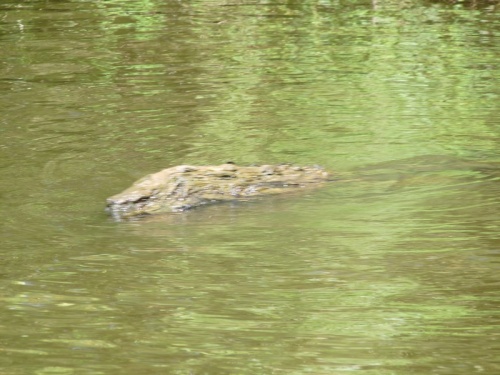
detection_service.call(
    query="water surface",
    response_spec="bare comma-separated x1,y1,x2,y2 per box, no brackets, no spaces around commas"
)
1,0,500,374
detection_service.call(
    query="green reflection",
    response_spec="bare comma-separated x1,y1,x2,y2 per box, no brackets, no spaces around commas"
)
1,0,500,374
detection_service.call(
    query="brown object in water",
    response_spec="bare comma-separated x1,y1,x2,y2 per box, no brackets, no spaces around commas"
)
106,163,330,220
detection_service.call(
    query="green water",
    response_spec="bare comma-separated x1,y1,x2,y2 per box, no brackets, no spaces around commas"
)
1,0,500,374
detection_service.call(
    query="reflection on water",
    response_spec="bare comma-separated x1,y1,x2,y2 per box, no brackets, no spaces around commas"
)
1,0,500,374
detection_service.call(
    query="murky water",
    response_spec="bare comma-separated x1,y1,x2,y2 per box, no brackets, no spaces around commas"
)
1,0,500,374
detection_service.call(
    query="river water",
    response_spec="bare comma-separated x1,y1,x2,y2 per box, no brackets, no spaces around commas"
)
1,0,500,374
